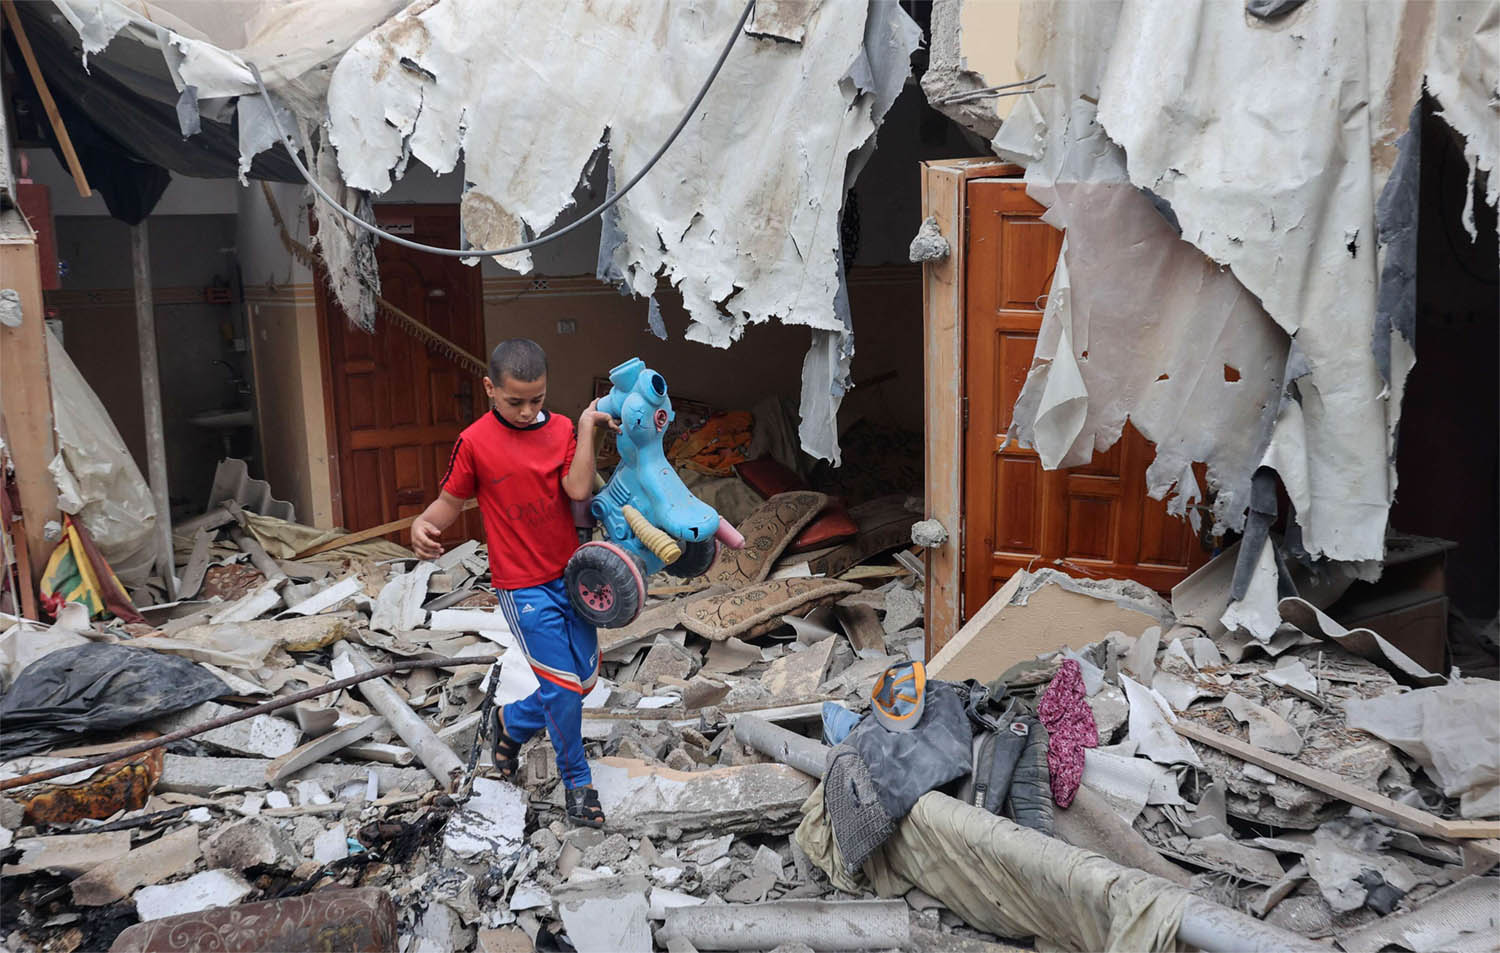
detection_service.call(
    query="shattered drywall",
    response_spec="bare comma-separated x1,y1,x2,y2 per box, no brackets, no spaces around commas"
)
971,0,1498,637
323,0,917,461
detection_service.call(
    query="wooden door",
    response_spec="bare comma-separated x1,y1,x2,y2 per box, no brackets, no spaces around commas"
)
962,178,1207,615
318,205,485,547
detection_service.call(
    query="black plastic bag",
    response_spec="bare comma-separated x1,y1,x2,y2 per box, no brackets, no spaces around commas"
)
0,643,228,757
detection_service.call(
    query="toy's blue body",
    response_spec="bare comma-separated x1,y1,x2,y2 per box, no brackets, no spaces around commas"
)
591,358,721,576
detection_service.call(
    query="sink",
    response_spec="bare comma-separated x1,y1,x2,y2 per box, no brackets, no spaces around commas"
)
190,409,253,430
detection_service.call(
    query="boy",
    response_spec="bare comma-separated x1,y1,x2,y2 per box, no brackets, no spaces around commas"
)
411,338,615,828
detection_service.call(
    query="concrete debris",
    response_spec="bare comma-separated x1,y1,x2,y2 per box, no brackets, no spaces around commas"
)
201,818,297,872
134,868,255,921
444,777,526,858
907,217,950,264
7,485,1488,953
553,874,653,953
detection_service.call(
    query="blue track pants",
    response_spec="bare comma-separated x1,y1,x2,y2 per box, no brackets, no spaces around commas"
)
495,578,598,789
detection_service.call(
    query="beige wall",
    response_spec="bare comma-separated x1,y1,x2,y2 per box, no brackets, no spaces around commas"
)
480,265,925,436
245,285,336,529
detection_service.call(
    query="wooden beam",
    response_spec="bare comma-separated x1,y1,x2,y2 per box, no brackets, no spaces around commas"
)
1174,720,1500,842
1,0,90,198
0,208,59,589
131,225,175,599
291,498,477,559
920,157,1019,660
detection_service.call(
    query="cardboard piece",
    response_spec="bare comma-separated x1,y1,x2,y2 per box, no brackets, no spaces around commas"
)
928,572,1162,683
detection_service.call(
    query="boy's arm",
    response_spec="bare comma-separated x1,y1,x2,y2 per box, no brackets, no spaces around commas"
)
562,400,618,502
411,491,467,560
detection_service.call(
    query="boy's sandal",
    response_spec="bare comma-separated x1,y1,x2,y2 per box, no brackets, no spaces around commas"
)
489,706,521,783
565,786,606,829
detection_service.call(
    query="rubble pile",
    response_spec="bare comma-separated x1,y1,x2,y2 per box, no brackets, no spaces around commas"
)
1,491,1495,952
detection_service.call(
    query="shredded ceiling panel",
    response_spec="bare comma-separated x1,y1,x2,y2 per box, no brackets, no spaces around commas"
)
983,0,1497,636
997,92,1288,537
325,0,903,340
325,0,916,460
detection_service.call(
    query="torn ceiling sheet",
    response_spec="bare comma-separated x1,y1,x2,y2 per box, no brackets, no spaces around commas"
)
977,0,1497,635
325,0,912,338
324,0,917,461
992,6,1288,539
47,0,408,104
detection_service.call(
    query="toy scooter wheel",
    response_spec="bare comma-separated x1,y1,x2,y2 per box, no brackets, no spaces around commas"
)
565,542,646,628
665,538,718,579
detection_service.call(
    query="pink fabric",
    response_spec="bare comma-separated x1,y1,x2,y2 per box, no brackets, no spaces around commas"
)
1037,658,1099,809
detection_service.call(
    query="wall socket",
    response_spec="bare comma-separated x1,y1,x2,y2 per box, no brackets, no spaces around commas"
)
556,319,577,335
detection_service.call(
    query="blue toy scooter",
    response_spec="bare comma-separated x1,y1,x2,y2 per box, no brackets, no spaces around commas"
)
565,358,744,628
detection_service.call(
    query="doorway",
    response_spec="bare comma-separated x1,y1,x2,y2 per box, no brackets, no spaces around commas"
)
316,205,486,548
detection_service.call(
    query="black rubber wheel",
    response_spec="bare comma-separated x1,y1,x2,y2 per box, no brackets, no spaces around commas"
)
665,538,719,579
565,542,646,628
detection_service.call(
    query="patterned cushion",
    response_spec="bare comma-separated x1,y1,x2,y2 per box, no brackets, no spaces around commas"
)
695,491,828,586
678,577,862,641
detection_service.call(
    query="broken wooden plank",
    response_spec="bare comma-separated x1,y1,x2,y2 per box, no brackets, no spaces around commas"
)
1,1,89,196
1174,720,1500,841
292,500,476,559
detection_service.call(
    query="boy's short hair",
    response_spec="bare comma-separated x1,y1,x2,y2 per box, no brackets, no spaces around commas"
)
489,338,548,384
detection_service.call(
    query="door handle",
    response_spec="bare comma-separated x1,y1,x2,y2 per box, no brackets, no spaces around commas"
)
396,489,424,505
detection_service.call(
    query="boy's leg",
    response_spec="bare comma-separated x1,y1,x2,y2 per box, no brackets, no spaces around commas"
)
497,583,597,789
494,589,550,746
546,580,599,788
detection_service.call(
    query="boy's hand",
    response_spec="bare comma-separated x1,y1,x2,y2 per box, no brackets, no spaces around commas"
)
411,517,444,560
579,398,620,434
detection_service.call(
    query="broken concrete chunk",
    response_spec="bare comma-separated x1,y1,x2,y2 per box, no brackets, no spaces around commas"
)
881,586,923,635
553,874,652,953
313,822,349,863
70,826,201,907
134,869,254,921
1223,693,1303,756
761,637,834,699
638,637,701,688
202,817,298,872
724,872,775,903
593,758,816,840
155,702,303,758
444,777,525,858
3,831,132,877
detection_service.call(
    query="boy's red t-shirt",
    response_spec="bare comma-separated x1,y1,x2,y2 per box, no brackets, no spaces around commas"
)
440,410,579,589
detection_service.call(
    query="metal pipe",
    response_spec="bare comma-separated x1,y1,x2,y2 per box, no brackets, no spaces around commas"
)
337,643,466,790
734,716,1327,953
0,654,498,792
734,715,829,779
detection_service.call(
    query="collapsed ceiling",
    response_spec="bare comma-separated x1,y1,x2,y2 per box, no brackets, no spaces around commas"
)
45,0,921,464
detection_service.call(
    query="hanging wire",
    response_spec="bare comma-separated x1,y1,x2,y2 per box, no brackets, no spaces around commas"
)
246,0,756,259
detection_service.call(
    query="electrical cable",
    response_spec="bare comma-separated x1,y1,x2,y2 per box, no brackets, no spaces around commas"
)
247,0,756,259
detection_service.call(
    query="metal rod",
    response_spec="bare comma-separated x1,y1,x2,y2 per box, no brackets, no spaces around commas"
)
0,654,498,792
131,225,176,600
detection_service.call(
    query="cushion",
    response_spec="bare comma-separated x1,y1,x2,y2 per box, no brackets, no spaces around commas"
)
807,496,919,578
696,491,828,586
735,457,858,554
735,456,807,499
678,577,863,641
